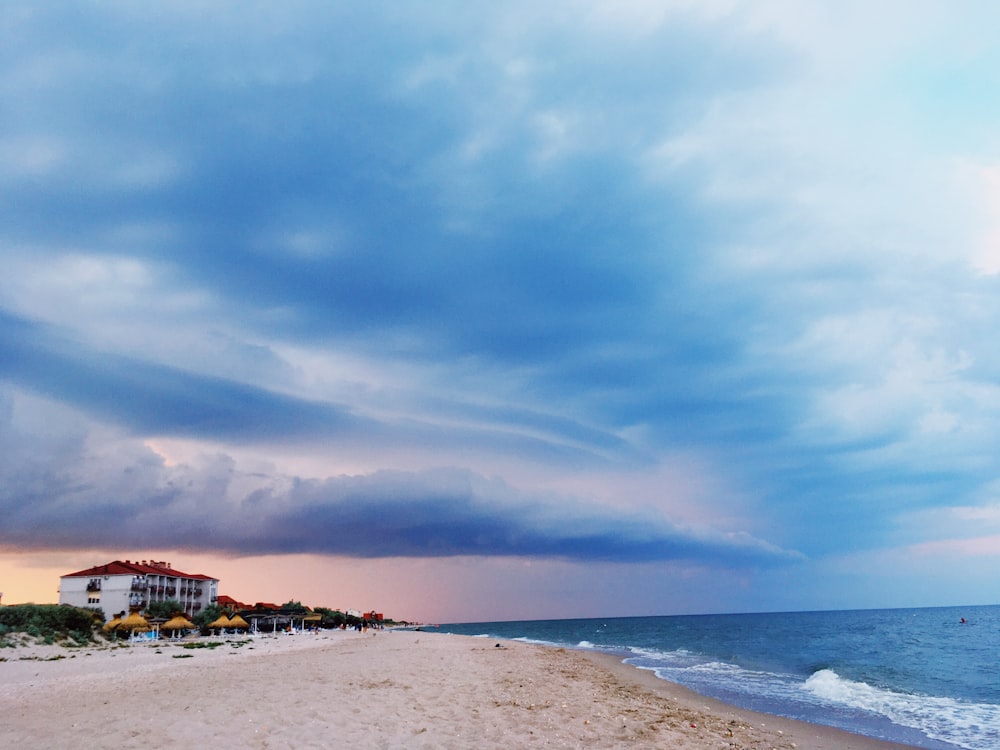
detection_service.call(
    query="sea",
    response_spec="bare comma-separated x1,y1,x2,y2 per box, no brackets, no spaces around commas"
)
436,605,1000,750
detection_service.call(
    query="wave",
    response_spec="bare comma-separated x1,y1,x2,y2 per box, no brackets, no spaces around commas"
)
435,609,1000,749
626,656,1000,750
805,669,1000,750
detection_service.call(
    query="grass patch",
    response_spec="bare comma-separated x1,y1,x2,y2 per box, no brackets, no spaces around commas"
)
182,641,223,650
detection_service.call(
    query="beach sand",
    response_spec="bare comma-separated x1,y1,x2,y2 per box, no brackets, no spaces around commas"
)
2,630,917,749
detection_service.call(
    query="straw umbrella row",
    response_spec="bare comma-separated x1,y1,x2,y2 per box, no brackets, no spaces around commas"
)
103,610,251,638
102,611,156,634
207,613,250,631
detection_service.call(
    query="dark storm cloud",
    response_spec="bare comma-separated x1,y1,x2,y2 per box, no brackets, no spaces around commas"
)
0,428,799,566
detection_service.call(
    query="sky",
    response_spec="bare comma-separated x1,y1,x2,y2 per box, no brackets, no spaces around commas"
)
2,1,1000,624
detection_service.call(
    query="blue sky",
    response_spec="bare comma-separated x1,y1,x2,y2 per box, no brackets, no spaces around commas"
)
2,2,1000,622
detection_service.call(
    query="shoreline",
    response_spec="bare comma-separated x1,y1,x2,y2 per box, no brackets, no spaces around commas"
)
2,630,921,748
582,649,919,749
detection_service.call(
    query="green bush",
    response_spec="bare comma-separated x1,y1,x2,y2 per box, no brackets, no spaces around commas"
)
68,630,92,646
0,604,100,645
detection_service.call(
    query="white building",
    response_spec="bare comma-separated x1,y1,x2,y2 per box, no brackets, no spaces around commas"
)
59,560,219,622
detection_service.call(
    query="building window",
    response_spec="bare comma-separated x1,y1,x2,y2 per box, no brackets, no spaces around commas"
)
87,596,100,604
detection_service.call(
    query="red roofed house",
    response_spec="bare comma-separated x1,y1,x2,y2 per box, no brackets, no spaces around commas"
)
216,594,248,611
59,560,219,622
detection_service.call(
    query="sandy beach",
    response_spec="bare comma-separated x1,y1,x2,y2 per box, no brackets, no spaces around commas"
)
2,630,917,749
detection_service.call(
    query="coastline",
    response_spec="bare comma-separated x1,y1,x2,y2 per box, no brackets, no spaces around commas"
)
2,630,919,748
582,649,918,749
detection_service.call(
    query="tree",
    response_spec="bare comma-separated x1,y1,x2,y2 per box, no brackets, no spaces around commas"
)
193,603,226,629
280,600,306,612
146,599,184,620
313,607,345,628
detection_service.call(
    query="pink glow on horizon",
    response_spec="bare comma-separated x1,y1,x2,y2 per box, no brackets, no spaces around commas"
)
0,548,749,623
906,534,1000,558
0,549,490,623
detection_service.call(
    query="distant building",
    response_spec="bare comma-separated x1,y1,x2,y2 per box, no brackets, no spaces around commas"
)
216,594,248,611
59,560,219,622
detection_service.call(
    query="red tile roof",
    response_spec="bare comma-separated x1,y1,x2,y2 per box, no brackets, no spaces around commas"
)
62,559,217,581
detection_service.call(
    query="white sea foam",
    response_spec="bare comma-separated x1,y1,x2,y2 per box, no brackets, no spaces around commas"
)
511,636,562,648
625,646,714,672
633,657,999,749
805,669,1000,750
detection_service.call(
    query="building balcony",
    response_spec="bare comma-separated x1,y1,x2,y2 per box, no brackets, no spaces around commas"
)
86,582,101,592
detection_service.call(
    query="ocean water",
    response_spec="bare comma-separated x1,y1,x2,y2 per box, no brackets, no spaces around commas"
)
436,605,1000,750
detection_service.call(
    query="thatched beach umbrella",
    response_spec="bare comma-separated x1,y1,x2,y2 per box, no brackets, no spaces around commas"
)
102,615,123,632
117,611,150,632
208,614,232,630
162,615,196,633
228,614,250,630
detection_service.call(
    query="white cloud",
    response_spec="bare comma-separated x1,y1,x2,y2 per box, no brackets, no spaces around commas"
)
0,136,66,178
969,163,1000,275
